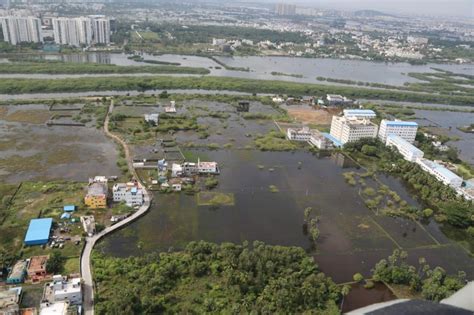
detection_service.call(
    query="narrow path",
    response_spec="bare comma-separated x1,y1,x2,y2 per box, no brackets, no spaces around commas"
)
81,99,152,315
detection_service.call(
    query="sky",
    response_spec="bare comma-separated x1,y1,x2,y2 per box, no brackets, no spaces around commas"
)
292,0,474,18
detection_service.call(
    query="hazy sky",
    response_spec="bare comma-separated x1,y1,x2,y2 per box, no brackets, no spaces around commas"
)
295,0,474,18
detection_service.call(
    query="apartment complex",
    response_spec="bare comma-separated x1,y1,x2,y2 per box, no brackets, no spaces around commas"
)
275,3,296,15
416,158,463,188
386,135,424,162
0,16,42,45
379,119,418,144
330,116,378,145
52,15,110,47
112,182,144,207
287,127,312,141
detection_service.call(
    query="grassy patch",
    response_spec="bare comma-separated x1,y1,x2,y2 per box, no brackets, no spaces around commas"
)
197,192,235,206
254,131,297,151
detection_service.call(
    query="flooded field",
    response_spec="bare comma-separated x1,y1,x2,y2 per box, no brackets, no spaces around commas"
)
97,98,474,283
0,104,120,183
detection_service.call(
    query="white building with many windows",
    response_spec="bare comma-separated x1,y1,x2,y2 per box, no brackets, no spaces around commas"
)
112,182,144,206
343,109,376,119
386,135,424,162
52,15,110,47
379,120,418,144
416,158,463,188
0,16,42,45
287,127,312,141
330,116,378,145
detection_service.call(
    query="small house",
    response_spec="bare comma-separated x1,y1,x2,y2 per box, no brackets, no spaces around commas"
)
63,205,75,212
6,260,27,284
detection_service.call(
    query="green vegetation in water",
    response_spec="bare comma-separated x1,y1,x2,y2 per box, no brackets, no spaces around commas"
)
2,76,473,106
370,249,466,302
92,241,341,314
197,192,235,206
254,131,297,151
271,71,303,78
268,185,279,193
0,61,209,75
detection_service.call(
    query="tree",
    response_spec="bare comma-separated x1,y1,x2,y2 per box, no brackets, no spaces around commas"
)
422,208,433,218
361,144,377,156
353,273,364,282
46,251,65,274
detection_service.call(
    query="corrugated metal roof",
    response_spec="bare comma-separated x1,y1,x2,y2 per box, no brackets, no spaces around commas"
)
24,218,53,244
384,120,418,127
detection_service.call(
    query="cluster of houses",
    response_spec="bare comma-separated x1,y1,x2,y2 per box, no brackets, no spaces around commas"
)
155,158,220,191
287,109,473,201
85,176,145,210
2,256,82,315
273,94,356,107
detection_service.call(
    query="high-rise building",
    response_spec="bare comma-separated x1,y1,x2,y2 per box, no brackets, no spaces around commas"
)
0,16,42,45
330,116,378,145
52,15,110,47
378,120,418,144
275,3,296,16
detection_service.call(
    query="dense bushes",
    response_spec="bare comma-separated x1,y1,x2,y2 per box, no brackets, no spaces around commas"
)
93,241,341,314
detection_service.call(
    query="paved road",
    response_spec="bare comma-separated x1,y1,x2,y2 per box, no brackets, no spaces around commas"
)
81,99,152,315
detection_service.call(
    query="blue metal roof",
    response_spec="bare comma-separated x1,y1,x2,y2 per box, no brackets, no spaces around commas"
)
322,133,342,147
385,120,418,127
387,135,423,154
131,187,138,194
63,205,75,212
24,218,52,245
344,109,376,115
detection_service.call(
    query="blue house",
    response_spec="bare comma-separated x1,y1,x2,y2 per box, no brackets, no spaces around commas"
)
6,260,27,284
63,205,76,212
24,218,53,246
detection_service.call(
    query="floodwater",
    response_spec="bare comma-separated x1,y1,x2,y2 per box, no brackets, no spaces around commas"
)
342,283,396,313
97,150,474,282
0,104,120,183
2,52,473,86
413,109,474,164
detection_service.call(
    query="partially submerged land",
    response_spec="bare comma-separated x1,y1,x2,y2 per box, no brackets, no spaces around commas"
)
0,86,473,313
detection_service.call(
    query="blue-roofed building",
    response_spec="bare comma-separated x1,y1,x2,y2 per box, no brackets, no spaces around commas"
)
112,182,144,207
386,135,424,162
60,213,71,220
343,109,376,119
322,132,342,147
379,119,418,143
63,205,75,212
24,218,53,246
6,260,27,284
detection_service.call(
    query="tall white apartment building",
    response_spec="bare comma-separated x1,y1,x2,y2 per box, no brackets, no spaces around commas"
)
379,120,418,144
330,116,378,145
113,182,144,207
386,135,424,162
416,158,463,188
90,15,110,44
0,16,42,45
52,16,110,47
53,17,93,47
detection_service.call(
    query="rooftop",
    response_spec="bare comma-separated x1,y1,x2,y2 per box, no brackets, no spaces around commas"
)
28,255,49,273
343,109,376,117
322,132,342,147
387,135,423,154
87,182,108,196
24,218,53,244
418,158,462,181
383,119,418,127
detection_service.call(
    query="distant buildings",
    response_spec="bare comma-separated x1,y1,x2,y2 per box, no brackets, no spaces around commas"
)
386,135,424,162
275,3,296,16
112,182,144,207
85,176,108,209
379,120,418,144
165,101,177,113
330,116,378,145
171,160,219,178
326,95,354,106
52,15,110,47
0,16,42,45
343,109,376,119
287,127,312,141
416,158,463,188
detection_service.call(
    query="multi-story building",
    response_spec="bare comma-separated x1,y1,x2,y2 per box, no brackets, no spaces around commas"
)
43,275,82,305
52,15,110,47
386,135,424,162
330,116,378,145
308,130,333,150
0,16,42,45
84,177,108,209
112,182,144,207
27,255,49,283
343,109,377,119
416,158,463,188
287,127,312,141
275,3,296,15
379,120,418,144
